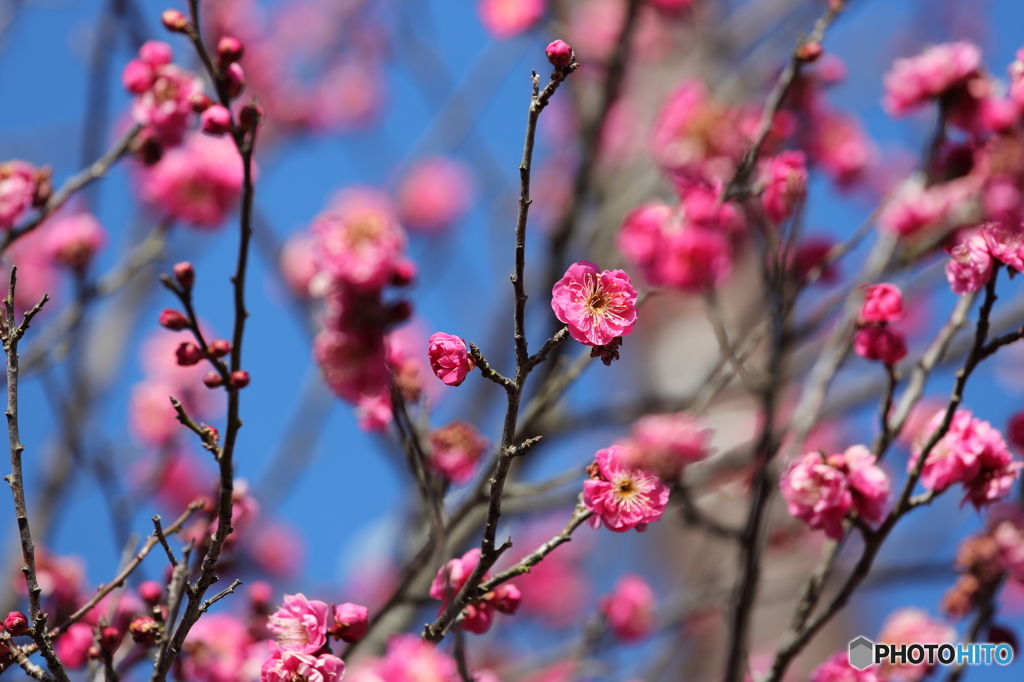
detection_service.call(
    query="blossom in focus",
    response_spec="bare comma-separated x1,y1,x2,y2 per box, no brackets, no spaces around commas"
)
396,157,475,233
478,0,545,38
267,593,329,654
136,133,245,228
45,212,107,270
551,261,638,346
909,408,1022,508
600,574,656,641
427,333,475,387
311,188,408,292
779,451,853,540
860,284,904,324
622,412,712,479
124,41,204,146
261,645,344,682
428,420,488,484
584,444,670,533
760,150,808,223
882,42,982,116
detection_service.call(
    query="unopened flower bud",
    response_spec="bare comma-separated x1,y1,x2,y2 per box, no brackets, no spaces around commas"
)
99,626,121,654
330,603,369,643
203,372,224,388
200,424,220,443
175,342,203,366
209,339,231,358
4,611,28,636
161,9,190,33
217,36,245,66
138,581,163,605
201,105,232,135
546,40,574,67
189,93,214,114
797,40,823,62
239,102,263,132
491,583,522,614
230,370,250,389
224,63,245,99
128,617,162,646
122,60,155,94
159,309,189,331
174,261,195,291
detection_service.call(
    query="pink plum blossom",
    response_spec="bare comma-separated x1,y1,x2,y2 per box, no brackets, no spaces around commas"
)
478,0,545,39
854,325,907,365
982,221,1024,272
945,230,993,294
136,133,245,229
860,283,905,324
877,609,955,682
551,261,638,346
183,613,265,682
311,188,407,292
427,333,475,387
396,157,474,233
429,549,519,635
428,420,488,483
760,151,808,223
779,452,853,539
261,645,344,682
376,635,458,682
126,41,204,146
616,202,671,279
835,445,890,523
883,42,982,116
267,593,329,654
45,212,107,270
331,603,369,643
55,623,94,669
0,160,45,230
600,574,656,641
584,444,670,533
279,233,321,298
810,652,885,682
622,412,712,479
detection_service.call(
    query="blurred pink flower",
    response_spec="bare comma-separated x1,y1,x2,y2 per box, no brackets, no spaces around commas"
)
810,652,884,682
331,603,369,643
478,0,545,38
860,283,905,324
248,520,306,579
584,444,669,533
55,623,94,669
945,229,993,294
877,609,955,682
883,42,982,116
311,188,407,292
136,133,245,228
600,574,656,641
428,420,488,484
622,412,712,480
397,157,475,233
183,613,261,682
45,211,106,270
760,151,807,223
854,326,907,365
551,261,638,346
0,160,44,230
377,634,458,682
279,232,320,298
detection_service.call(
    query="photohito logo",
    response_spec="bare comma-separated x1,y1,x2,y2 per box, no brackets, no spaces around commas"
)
848,637,1014,671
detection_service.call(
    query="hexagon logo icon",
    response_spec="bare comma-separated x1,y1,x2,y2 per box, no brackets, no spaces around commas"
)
849,636,874,670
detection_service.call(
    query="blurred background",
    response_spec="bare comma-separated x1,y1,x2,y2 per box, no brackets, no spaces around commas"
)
2,0,1024,680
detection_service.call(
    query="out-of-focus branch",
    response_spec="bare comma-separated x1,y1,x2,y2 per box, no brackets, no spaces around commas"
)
2,125,142,255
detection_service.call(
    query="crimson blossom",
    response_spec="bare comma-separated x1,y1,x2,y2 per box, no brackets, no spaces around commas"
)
551,261,638,347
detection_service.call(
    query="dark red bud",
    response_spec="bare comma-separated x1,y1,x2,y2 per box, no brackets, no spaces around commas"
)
217,36,245,66
3,612,28,636
138,581,163,606
209,339,231,358
203,372,224,388
159,309,189,331
229,370,250,389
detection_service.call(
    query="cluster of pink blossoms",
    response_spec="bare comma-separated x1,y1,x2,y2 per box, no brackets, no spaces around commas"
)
308,189,419,430
779,445,890,540
909,408,1022,508
944,221,1024,294
123,41,203,146
584,444,670,533
345,634,468,682
854,283,908,366
429,549,521,634
261,593,369,682
599,574,656,641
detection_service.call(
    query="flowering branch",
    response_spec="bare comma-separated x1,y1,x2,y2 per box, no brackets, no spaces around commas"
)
422,58,577,644
0,267,66,682
1,124,142,255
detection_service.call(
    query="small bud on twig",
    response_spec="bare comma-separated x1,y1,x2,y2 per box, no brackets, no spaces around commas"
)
159,309,189,331
546,40,574,68
217,36,245,66
203,372,224,388
3,611,28,636
230,370,250,389
161,9,190,33
174,261,195,291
